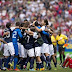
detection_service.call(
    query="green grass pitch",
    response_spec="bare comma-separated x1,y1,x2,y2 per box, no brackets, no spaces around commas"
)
0,61,72,72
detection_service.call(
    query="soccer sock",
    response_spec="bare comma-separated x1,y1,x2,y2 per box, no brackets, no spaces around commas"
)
25,57,30,66
36,62,39,69
17,58,23,65
10,56,14,63
30,57,34,69
39,62,44,68
36,62,44,69
20,65,23,69
63,55,65,62
2,58,4,64
55,56,57,64
46,56,51,68
7,57,10,68
4,58,7,67
54,62,57,67
60,54,62,63
14,57,18,69
40,55,47,64
22,58,27,65
50,56,52,62
0,59,2,68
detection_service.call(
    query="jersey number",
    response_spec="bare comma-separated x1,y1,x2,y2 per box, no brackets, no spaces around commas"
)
5,31,10,38
12,31,17,38
27,35,30,43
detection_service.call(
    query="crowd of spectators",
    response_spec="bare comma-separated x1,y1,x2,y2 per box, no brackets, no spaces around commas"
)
0,0,72,39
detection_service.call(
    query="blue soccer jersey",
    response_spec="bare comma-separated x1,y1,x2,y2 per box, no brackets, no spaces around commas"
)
12,28,23,43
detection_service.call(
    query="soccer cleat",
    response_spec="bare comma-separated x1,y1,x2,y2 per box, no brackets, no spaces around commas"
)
48,67,51,70
35,68,39,71
8,62,13,69
29,68,36,71
40,67,45,71
7,68,13,70
14,69,20,71
23,65,27,70
23,65,26,69
1,67,6,71
59,63,62,67
16,65,20,69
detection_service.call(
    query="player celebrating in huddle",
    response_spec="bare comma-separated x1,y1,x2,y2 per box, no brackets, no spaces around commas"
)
3,22,15,70
34,20,52,70
12,22,23,71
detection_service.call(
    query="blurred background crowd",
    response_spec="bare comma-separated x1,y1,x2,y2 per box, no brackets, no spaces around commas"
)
0,0,72,39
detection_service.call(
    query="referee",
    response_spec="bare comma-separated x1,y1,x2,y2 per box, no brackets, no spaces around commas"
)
56,30,68,65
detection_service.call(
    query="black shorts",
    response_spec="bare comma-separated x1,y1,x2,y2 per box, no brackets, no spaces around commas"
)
58,44,65,53
53,45,57,53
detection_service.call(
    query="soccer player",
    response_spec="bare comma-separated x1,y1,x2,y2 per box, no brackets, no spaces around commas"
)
12,22,23,71
29,22,44,71
47,36,57,70
17,23,27,70
56,30,68,65
41,19,57,70
51,33,57,63
34,20,52,70
22,22,35,71
62,56,72,68
3,22,15,69
0,39,7,71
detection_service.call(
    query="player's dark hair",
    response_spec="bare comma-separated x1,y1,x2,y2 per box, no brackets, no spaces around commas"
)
35,21,39,26
16,22,20,26
44,19,49,25
30,26,35,32
24,19,28,22
24,22,30,28
20,23,25,27
6,22,11,28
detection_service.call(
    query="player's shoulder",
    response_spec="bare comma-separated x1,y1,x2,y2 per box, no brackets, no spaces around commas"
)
10,27,15,31
15,28,21,32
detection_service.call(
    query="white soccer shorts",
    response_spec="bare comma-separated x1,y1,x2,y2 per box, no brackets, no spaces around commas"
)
24,48,35,57
3,42,15,56
41,43,50,54
35,47,41,57
49,44,54,56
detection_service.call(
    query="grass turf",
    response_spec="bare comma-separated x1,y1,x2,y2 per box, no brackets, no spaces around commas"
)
0,61,72,72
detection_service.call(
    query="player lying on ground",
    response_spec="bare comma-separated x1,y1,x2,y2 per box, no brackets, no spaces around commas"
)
62,56,72,68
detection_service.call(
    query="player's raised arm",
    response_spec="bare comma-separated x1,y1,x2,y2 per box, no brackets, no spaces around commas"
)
33,21,45,32
47,25,53,31
18,29,23,38
35,26,43,32
45,27,53,34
